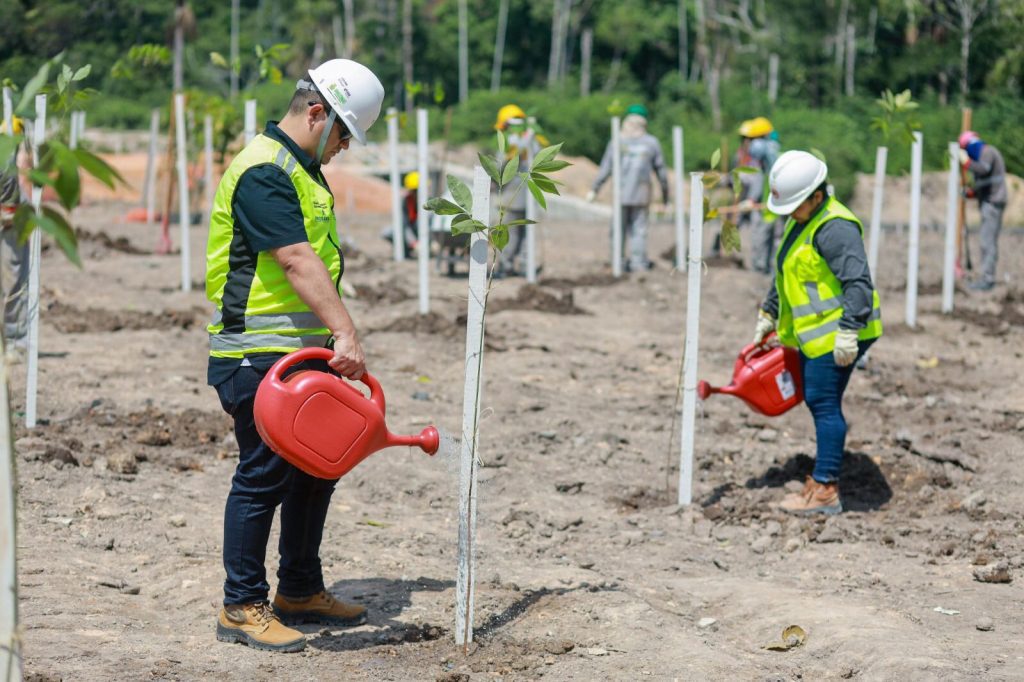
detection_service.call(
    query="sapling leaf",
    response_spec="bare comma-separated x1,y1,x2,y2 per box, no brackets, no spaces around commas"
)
479,152,501,184
500,154,519,186
452,218,487,235
451,213,472,226
490,225,509,250
706,207,719,219
53,145,81,212
0,135,20,169
530,175,560,195
735,165,760,174
17,62,50,116
504,218,536,226
701,173,720,190
448,174,472,212
720,220,741,254
710,148,722,169
40,206,81,266
27,168,54,189
531,142,563,170
73,148,126,189
72,64,91,82
496,130,506,156
532,159,571,173
423,197,464,215
526,178,547,210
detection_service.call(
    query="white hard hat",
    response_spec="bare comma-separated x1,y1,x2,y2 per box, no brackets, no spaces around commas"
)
304,59,385,144
766,150,828,215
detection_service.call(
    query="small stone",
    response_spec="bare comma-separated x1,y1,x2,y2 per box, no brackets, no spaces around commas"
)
960,490,987,511
1016,417,1024,432
894,429,914,450
168,514,187,528
542,639,574,655
586,647,608,656
784,538,803,553
976,617,995,632
106,451,138,475
763,521,783,537
697,617,717,629
578,560,595,570
757,429,778,442
538,431,557,440
814,522,843,544
411,391,430,401
973,561,1012,584
750,536,773,554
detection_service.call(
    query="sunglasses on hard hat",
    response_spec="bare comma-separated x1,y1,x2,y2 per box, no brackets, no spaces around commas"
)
308,100,352,141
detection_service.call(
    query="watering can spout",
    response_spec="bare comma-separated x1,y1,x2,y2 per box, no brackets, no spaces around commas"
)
388,426,440,455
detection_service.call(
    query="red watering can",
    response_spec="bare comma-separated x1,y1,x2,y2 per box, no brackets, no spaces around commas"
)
254,347,439,480
697,335,803,417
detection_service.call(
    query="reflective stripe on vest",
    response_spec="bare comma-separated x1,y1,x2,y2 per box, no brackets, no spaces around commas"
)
206,133,341,358
774,196,882,359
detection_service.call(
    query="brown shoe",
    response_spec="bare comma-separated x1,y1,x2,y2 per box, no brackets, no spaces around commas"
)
780,476,816,506
216,602,306,653
273,590,368,627
779,480,842,515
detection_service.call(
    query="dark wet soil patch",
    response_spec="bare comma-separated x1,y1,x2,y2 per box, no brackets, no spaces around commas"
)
352,278,412,305
370,311,462,338
75,228,151,255
487,284,589,316
539,272,620,290
609,486,674,513
952,295,1024,333
45,302,206,333
702,255,745,269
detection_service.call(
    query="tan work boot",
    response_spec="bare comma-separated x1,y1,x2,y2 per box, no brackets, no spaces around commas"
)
273,590,368,626
780,476,816,507
779,480,842,515
216,602,306,653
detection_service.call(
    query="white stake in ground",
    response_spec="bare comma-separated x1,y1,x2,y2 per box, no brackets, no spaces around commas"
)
416,108,429,314
69,112,79,150
678,172,704,506
866,146,887,277
905,131,923,328
455,166,490,648
26,95,46,429
672,126,686,270
610,116,622,277
204,114,214,227
387,107,403,262
244,99,257,144
144,109,160,225
525,124,537,283
1,85,22,681
942,141,959,314
175,93,191,293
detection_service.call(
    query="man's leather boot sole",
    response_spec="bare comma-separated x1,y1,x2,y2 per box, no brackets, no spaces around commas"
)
215,621,306,652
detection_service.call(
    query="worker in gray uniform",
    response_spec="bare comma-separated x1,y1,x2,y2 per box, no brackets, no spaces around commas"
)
0,115,30,363
959,131,1008,291
587,104,669,272
493,104,544,278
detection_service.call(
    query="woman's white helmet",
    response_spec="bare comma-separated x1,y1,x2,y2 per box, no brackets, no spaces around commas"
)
305,59,385,144
766,150,828,215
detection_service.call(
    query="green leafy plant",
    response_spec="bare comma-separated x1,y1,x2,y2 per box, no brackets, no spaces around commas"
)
2,60,127,266
110,44,172,81
700,149,758,254
871,89,922,145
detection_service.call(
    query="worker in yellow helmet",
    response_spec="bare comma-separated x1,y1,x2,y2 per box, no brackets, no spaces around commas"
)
0,115,31,363
493,104,546,277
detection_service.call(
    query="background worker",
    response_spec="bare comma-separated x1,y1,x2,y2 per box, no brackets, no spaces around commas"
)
206,58,384,653
493,103,544,277
0,115,30,363
746,118,782,274
959,131,1007,291
752,151,882,515
587,104,669,273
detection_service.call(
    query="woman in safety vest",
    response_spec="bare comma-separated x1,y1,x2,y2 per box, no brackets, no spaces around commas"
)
752,150,882,515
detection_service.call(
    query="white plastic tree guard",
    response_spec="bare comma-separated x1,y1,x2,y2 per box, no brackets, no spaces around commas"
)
525,125,538,283
678,172,704,506
416,108,429,314
144,109,160,226
673,126,686,270
866,146,887,277
175,93,191,293
905,131,923,328
610,116,622,277
455,166,490,647
1,85,23,682
942,142,959,314
25,95,46,429
244,99,257,144
387,107,403,262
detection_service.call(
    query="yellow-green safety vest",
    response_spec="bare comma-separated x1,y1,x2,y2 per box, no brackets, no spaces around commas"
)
206,133,342,359
774,196,882,358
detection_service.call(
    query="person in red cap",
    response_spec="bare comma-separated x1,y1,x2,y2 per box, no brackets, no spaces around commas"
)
958,131,1007,291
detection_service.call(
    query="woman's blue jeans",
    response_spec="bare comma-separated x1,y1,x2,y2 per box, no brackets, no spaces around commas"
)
215,361,339,607
800,339,875,483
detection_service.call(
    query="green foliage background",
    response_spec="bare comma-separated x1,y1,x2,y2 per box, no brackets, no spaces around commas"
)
2,0,1022,200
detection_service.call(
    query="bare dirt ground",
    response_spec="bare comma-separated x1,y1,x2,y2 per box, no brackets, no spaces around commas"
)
11,181,1024,681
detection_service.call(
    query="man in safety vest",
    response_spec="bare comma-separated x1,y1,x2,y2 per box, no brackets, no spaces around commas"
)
206,58,384,653
751,151,882,515
0,115,30,363
493,103,545,277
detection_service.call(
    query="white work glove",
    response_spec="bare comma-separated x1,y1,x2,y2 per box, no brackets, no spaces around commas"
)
737,198,755,212
585,189,596,203
752,310,776,345
832,328,859,367
958,148,970,166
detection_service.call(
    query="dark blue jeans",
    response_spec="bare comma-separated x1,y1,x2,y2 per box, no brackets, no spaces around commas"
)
800,339,875,483
215,361,339,606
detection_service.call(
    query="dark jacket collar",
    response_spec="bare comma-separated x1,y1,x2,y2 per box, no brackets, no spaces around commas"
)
263,121,320,177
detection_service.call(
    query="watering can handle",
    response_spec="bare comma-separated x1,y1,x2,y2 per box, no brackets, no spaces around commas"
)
739,332,779,364
266,347,386,414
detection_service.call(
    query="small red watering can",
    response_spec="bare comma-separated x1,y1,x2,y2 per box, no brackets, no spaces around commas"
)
254,347,439,480
697,335,803,417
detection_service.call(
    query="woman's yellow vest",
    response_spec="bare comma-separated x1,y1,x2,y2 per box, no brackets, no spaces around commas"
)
206,134,342,359
775,197,882,358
